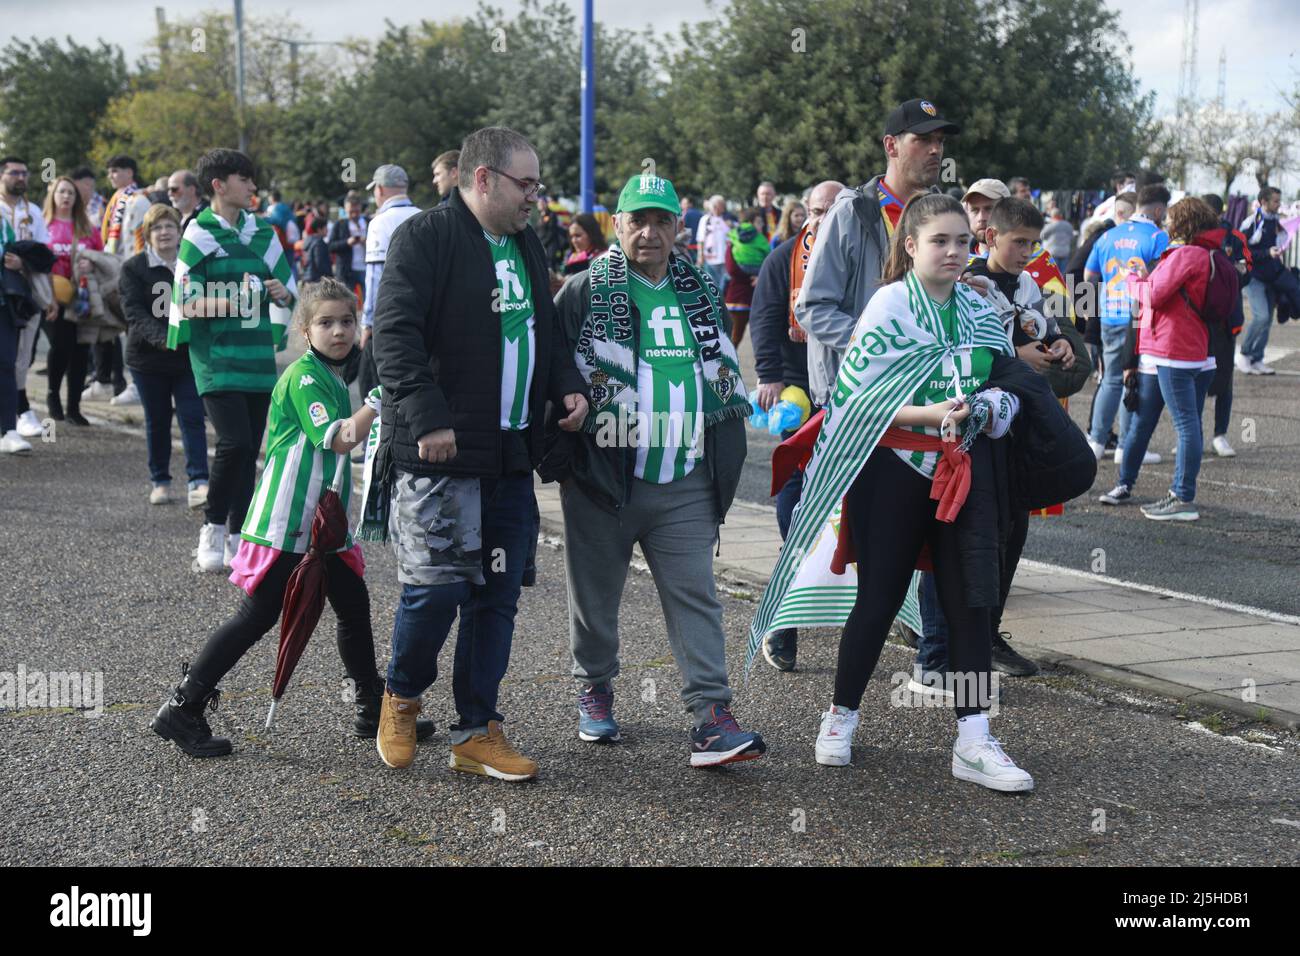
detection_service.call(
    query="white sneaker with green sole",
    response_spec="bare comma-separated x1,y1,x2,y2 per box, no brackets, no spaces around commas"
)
952,734,1034,792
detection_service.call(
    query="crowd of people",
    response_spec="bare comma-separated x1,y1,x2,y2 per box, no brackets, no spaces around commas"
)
1,95,1293,794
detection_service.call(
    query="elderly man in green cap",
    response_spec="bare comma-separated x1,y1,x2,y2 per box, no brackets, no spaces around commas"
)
543,172,766,767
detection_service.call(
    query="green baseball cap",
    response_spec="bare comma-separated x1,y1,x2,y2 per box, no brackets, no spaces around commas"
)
616,173,680,215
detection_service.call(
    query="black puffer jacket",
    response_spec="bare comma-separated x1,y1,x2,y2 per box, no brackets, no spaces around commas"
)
371,187,587,478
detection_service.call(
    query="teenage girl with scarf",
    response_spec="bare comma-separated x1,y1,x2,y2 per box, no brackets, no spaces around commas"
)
151,279,432,757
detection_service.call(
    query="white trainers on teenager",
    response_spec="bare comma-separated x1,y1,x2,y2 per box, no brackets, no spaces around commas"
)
815,705,859,766
1086,438,1106,460
1211,435,1236,458
1234,352,1253,374
16,409,43,438
952,733,1035,792
149,484,171,505
187,483,208,509
110,383,140,405
1,430,33,455
1250,361,1276,376
195,523,226,573
81,381,114,402
223,533,239,568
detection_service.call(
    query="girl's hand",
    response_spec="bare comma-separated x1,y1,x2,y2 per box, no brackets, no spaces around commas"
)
936,399,969,442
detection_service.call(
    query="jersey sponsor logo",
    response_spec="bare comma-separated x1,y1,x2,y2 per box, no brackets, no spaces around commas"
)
495,258,525,301
647,305,686,347
308,401,329,427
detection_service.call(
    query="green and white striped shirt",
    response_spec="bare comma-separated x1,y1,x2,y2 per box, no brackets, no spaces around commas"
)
484,229,535,429
241,351,354,553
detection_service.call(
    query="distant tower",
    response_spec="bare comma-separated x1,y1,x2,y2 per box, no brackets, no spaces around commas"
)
1216,46,1226,108
1176,0,1200,117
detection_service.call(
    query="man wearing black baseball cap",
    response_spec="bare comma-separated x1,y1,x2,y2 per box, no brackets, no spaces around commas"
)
793,97,960,411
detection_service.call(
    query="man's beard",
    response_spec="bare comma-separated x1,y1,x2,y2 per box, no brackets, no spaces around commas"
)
7,182,26,197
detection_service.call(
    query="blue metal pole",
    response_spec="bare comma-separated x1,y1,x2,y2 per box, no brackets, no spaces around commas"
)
580,0,595,213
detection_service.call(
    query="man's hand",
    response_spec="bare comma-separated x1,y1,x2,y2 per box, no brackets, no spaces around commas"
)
1046,338,1075,368
359,327,372,349
3,251,20,271
557,393,588,432
1270,246,1283,259
350,236,363,246
1016,341,1054,372
1122,368,1136,384
755,381,783,411
44,302,58,321
263,277,289,306
417,428,457,463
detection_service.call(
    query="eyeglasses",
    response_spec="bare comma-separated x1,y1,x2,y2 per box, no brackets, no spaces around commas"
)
2,169,28,177
486,167,544,199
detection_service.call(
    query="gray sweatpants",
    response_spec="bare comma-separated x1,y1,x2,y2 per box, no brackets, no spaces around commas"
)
560,464,731,724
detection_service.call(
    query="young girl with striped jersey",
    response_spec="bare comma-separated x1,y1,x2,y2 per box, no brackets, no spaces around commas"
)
152,279,431,757
749,194,1036,792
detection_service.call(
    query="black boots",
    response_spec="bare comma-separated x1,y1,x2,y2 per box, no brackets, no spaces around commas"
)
353,675,435,741
151,665,233,758
46,390,64,421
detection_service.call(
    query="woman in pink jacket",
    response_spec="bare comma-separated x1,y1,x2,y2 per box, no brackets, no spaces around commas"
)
1100,198,1226,521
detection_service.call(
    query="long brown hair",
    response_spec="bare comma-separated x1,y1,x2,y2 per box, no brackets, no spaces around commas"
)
881,193,969,284
43,175,95,240
774,200,806,243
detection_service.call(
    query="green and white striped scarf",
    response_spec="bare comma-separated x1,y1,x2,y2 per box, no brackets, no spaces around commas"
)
746,272,1012,670
167,206,296,348
577,245,750,432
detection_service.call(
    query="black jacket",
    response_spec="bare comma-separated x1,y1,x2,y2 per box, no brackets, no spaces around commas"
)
371,187,587,478
302,234,332,283
539,267,749,522
119,251,190,376
749,236,809,393
328,217,366,283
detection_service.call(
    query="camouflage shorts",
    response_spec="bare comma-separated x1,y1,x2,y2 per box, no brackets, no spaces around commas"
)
389,470,485,587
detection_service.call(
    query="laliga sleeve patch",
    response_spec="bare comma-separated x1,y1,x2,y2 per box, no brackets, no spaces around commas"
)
308,401,330,427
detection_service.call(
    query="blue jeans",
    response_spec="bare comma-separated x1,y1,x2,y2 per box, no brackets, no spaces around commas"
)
1119,366,1213,500
1089,322,1134,446
1239,280,1275,363
387,474,535,732
131,367,208,486
774,445,803,539
915,571,949,674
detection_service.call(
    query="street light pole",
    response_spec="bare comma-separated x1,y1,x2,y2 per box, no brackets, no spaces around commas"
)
234,0,247,152
580,0,595,213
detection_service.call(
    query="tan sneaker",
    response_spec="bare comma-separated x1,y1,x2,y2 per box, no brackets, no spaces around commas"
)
449,721,538,781
376,689,420,769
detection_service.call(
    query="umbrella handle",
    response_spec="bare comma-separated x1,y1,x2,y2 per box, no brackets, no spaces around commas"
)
265,697,280,731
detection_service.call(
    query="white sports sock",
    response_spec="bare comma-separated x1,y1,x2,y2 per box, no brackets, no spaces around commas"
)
956,714,989,743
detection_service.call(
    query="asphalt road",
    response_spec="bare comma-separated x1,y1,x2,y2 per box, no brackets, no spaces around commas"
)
2,422,1298,865
733,321,1300,617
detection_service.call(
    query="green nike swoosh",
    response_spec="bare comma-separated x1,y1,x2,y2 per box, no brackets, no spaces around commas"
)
957,753,985,773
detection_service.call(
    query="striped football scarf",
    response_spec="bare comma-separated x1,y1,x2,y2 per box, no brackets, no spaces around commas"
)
167,206,296,349
746,272,1012,670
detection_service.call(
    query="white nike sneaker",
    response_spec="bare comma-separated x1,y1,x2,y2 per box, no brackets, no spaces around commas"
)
16,409,43,438
110,383,141,405
223,533,239,568
1211,435,1236,458
1087,438,1106,460
195,523,226,573
1234,352,1253,374
952,733,1035,792
815,704,859,766
81,381,114,402
0,429,33,455
1250,361,1276,376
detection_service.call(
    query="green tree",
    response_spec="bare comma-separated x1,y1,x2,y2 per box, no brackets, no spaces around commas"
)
0,36,128,175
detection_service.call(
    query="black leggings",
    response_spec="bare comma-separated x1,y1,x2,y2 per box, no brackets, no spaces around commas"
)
42,311,88,407
203,390,271,533
189,550,378,690
835,449,993,717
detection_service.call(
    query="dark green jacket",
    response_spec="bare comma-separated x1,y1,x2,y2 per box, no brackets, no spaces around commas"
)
539,266,749,522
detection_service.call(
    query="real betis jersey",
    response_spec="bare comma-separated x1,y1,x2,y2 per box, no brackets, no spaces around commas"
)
242,351,354,553
629,269,704,483
484,229,535,429
896,293,993,480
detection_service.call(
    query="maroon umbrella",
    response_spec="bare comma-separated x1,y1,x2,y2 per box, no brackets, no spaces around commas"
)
265,488,350,729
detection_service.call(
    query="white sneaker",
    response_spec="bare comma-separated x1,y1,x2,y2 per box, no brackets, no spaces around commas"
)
1114,447,1161,466
110,383,141,405
1087,438,1106,460
223,533,239,568
1212,435,1236,458
195,523,226,573
1234,352,1254,374
149,484,171,505
906,676,956,704
0,430,33,455
1250,361,1276,376
952,733,1035,792
815,704,859,766
16,409,43,438
81,381,114,402
187,483,209,509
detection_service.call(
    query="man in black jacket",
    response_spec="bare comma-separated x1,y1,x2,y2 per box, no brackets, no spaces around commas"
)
327,191,367,295
371,126,588,782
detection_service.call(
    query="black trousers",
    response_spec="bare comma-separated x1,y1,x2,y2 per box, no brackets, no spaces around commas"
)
92,335,127,391
42,310,88,409
189,550,377,690
202,390,271,533
835,448,993,718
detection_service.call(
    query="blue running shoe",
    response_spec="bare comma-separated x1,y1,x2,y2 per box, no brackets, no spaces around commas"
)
577,682,620,743
762,629,798,671
689,703,766,767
